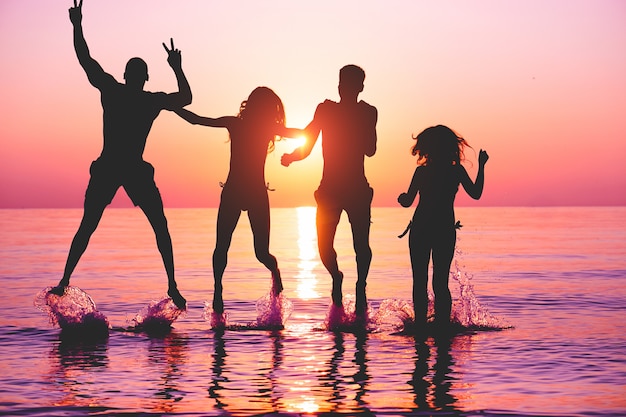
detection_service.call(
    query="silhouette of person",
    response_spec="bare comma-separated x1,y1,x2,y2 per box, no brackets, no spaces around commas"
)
410,335,460,412
174,87,303,315
398,125,488,329
282,65,378,318
50,0,192,310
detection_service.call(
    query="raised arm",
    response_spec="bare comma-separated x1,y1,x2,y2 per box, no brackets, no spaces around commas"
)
69,0,112,88
459,149,489,199
162,39,192,109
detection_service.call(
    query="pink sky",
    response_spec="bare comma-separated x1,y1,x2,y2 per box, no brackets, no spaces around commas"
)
1,0,625,208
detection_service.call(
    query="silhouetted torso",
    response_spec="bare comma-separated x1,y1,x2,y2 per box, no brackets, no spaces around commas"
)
317,100,375,193
225,120,271,190
99,80,168,163
412,165,461,229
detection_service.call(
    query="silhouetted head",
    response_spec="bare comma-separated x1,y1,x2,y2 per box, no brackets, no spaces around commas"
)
411,125,470,166
238,86,286,151
124,57,149,89
338,65,365,101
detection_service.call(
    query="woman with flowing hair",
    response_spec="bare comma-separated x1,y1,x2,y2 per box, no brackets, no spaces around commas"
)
398,125,489,331
175,87,303,321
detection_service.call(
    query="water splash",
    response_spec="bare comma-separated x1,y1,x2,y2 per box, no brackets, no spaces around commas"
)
450,248,508,329
203,291,293,331
373,245,510,333
130,296,185,334
256,291,293,329
34,286,109,337
324,294,372,332
372,298,415,331
203,302,229,330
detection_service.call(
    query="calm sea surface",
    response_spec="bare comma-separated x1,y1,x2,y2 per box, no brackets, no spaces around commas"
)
1,207,625,416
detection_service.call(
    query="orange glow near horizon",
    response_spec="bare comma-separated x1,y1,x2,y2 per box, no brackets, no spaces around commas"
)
1,1,625,208
295,206,320,300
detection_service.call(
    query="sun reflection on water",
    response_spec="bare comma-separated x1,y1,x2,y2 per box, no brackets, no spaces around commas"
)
296,206,320,300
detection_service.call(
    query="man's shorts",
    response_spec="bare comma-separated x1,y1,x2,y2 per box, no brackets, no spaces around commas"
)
314,184,373,227
84,158,162,208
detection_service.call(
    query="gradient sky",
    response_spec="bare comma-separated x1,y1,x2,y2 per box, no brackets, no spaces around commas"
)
1,0,625,208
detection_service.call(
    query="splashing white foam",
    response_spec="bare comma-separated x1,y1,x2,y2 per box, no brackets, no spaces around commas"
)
34,286,109,333
202,292,293,331
203,302,229,330
131,296,184,331
450,248,507,329
256,291,293,329
324,294,372,332
372,244,509,333
372,298,415,329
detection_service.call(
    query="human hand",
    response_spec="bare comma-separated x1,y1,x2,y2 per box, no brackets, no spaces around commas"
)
281,153,293,167
69,0,82,25
397,193,412,207
479,149,489,165
162,38,182,69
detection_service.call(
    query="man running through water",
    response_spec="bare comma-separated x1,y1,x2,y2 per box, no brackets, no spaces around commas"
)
282,65,378,318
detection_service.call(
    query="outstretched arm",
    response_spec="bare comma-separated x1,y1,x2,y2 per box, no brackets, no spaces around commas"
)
281,119,320,167
281,103,324,167
460,149,489,199
162,39,192,108
69,0,112,88
174,108,233,128
274,125,304,139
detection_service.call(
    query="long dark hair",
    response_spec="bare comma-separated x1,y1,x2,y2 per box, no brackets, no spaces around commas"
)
411,125,470,166
238,86,286,152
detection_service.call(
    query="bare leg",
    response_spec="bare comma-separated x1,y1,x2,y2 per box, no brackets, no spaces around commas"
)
409,229,431,329
50,202,107,295
349,209,372,316
212,202,241,314
140,201,186,309
432,229,456,326
316,204,343,306
248,202,282,295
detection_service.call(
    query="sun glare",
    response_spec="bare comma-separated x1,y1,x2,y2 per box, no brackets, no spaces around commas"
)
290,135,307,149
296,206,320,300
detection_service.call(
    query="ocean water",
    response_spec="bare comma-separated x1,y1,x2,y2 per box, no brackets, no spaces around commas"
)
0,206,625,416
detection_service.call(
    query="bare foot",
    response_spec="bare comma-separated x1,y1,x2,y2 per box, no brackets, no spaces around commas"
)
168,287,187,310
48,284,67,296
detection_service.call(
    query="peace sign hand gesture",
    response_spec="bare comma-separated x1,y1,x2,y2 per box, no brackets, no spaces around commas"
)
69,0,83,25
162,38,182,70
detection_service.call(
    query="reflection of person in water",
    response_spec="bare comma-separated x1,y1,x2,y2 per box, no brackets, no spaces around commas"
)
208,330,227,410
48,339,109,407
398,125,488,329
322,332,371,412
147,333,189,413
353,332,370,408
255,331,284,412
50,0,191,309
175,87,303,316
282,65,377,318
410,335,462,412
